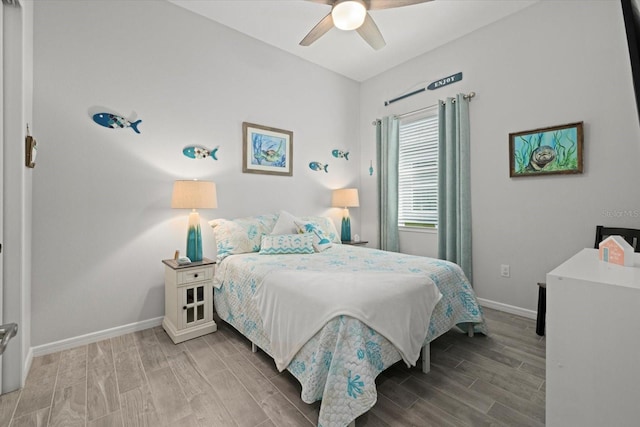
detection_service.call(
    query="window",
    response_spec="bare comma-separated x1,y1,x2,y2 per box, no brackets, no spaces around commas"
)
398,112,438,228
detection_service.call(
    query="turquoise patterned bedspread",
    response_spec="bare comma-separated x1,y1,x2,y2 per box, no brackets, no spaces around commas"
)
213,245,486,427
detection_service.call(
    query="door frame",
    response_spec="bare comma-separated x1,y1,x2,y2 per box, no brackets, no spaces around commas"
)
0,0,6,392
2,0,28,393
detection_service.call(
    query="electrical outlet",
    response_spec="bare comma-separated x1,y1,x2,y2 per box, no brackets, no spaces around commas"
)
500,264,510,278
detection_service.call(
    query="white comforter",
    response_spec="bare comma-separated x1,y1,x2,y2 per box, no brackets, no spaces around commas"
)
254,270,442,371
213,245,487,427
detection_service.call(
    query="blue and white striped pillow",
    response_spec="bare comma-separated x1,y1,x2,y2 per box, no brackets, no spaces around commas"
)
259,233,315,255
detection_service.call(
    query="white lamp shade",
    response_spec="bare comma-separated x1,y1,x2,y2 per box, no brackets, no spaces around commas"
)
332,188,360,208
171,180,218,209
332,0,366,31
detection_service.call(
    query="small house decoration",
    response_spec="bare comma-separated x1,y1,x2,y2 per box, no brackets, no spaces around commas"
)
599,235,634,266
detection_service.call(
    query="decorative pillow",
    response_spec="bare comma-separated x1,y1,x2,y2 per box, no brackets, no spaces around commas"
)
298,216,342,244
294,220,333,252
271,210,300,235
209,213,278,262
259,233,315,255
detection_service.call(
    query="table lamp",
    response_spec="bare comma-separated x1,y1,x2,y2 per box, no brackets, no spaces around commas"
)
332,188,359,242
171,180,217,262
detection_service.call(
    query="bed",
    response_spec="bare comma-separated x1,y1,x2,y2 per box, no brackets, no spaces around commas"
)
210,212,487,427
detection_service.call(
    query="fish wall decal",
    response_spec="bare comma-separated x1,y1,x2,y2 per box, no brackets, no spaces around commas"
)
183,145,219,160
92,113,142,134
331,149,349,160
369,160,374,176
309,161,328,173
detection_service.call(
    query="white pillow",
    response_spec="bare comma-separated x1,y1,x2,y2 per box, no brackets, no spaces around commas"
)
271,210,299,235
297,216,342,244
294,220,333,252
208,213,278,262
259,234,315,255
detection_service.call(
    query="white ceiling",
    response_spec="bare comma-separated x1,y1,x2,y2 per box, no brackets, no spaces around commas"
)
169,0,538,82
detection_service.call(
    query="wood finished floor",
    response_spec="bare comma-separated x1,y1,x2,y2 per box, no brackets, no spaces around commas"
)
0,307,545,426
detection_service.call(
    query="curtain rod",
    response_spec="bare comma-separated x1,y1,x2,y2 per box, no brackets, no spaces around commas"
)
372,91,476,125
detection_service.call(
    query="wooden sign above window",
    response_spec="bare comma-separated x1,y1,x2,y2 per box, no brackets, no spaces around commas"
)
427,72,463,91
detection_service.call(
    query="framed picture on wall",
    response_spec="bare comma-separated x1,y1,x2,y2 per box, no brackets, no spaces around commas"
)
509,121,583,177
242,122,293,176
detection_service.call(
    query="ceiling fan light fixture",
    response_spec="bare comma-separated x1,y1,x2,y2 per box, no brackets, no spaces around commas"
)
331,0,367,31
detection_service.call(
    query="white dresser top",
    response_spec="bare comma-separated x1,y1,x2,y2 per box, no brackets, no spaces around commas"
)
547,248,640,290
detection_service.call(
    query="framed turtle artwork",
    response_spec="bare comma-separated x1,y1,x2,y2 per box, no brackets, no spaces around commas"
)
509,121,583,177
242,122,293,176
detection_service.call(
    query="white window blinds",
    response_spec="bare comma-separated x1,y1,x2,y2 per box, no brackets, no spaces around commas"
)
398,113,439,228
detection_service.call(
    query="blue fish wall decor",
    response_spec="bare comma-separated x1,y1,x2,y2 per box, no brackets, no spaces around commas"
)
309,161,328,173
183,145,219,160
331,149,349,160
369,160,374,176
92,113,142,134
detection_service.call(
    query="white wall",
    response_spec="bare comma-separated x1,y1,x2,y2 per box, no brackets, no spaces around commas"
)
359,1,640,312
30,0,640,347
31,0,360,346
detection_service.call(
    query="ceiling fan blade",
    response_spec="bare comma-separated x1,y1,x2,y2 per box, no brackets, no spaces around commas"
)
367,0,432,10
307,0,335,4
356,12,385,50
300,13,334,46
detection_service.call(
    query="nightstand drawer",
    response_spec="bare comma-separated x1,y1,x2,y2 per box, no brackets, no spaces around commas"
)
178,267,212,284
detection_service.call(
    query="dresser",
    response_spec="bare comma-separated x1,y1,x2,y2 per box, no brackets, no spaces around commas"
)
546,248,640,426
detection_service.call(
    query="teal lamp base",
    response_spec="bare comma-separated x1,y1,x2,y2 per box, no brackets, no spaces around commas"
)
186,210,203,262
341,215,351,242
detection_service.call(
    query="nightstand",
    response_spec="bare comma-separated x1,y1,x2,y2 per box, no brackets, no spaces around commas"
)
342,240,368,246
162,258,217,344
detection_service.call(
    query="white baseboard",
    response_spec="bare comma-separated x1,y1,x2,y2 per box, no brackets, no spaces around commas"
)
29,302,535,358
22,346,33,386
27,297,535,361
31,317,164,357
477,297,537,320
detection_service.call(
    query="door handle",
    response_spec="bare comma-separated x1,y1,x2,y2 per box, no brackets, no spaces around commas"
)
0,323,18,355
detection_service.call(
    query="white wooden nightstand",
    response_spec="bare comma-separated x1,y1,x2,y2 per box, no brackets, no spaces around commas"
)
162,258,217,344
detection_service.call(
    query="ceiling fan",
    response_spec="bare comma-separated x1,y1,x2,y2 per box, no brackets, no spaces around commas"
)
300,0,433,50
